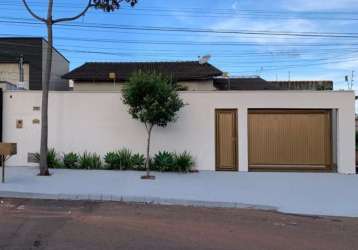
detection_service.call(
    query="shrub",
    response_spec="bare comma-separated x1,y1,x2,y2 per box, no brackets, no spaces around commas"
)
131,153,145,170
104,151,121,170
117,148,133,170
48,148,62,169
79,152,102,170
153,151,176,172
175,151,194,172
63,152,79,169
104,148,135,170
34,148,61,169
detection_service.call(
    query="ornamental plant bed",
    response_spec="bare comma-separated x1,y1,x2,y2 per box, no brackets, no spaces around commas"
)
37,148,196,173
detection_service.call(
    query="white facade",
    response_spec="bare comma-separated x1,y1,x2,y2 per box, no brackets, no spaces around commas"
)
2,90,356,174
73,80,215,91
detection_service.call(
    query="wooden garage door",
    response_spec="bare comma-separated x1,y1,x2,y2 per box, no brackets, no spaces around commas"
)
248,110,332,171
215,109,238,171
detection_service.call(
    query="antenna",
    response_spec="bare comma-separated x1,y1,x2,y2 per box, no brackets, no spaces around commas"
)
199,54,211,64
345,71,355,90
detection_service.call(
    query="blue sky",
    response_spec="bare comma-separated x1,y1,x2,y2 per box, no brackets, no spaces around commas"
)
1,0,358,90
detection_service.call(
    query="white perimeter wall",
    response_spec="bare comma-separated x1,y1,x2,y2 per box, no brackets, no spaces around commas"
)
2,90,356,174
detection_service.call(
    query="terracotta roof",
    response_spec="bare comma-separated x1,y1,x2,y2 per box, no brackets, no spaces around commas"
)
63,61,223,81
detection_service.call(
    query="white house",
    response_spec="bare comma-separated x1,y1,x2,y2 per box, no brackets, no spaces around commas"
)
2,90,355,174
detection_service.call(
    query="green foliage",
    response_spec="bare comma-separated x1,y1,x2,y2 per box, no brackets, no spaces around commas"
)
104,151,121,170
79,152,102,170
63,152,79,169
175,151,194,172
47,148,62,169
122,71,185,128
35,148,193,173
93,0,138,12
117,148,133,170
131,153,145,170
153,151,176,172
104,148,134,170
35,148,61,169
153,151,194,172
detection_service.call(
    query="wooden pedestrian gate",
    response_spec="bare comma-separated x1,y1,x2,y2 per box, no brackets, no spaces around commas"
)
215,109,238,171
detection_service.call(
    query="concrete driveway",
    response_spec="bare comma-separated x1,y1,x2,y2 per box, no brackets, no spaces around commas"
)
0,166,358,217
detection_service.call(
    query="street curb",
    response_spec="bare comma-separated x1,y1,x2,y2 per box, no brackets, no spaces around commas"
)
0,191,277,211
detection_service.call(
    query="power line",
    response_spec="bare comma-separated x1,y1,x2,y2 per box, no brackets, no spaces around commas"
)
1,17,358,39
4,2,358,17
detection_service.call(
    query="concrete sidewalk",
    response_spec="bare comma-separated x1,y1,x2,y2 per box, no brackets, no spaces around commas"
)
0,166,357,217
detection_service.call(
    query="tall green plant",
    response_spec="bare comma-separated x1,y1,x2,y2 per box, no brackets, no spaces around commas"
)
79,152,102,169
63,152,79,169
175,151,194,172
34,148,61,169
122,71,185,179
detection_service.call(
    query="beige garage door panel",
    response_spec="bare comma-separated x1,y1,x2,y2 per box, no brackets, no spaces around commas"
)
248,110,332,169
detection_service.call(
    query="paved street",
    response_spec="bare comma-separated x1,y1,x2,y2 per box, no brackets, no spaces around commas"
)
0,198,358,250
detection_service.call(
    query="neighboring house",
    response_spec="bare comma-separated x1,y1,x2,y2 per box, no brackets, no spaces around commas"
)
0,37,70,90
62,61,223,91
214,77,333,90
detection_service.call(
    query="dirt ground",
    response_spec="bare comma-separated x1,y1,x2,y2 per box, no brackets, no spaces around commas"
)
0,198,357,250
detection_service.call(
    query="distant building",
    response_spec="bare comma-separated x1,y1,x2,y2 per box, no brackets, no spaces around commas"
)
214,77,333,91
63,61,223,91
0,37,70,90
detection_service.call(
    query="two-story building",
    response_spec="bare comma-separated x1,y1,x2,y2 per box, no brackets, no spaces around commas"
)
0,37,69,90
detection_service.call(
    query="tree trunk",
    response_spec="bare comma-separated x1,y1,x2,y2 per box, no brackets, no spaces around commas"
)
39,1,53,176
145,125,153,177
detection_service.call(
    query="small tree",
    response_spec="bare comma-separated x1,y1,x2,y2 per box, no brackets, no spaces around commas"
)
122,71,185,179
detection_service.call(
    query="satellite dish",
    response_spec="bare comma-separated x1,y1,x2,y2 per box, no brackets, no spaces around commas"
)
199,54,211,64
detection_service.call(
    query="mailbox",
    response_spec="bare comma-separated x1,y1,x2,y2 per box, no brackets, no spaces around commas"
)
0,143,17,183
0,143,17,156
